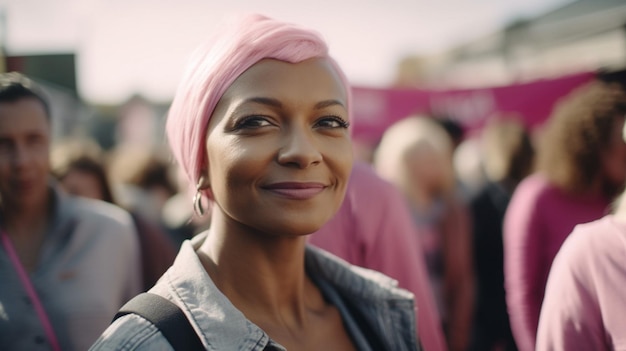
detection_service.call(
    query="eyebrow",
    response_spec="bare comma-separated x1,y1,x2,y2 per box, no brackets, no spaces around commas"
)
314,99,345,109
242,97,345,110
244,97,283,108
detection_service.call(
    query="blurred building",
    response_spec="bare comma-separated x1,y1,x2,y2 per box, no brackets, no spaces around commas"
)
2,53,170,152
89,95,170,152
400,0,626,89
116,95,167,149
6,53,96,141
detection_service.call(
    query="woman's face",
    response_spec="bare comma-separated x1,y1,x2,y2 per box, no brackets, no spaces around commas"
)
406,142,453,198
204,58,353,236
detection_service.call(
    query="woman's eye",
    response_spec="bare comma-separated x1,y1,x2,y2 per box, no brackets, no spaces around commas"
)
316,116,350,129
235,116,272,129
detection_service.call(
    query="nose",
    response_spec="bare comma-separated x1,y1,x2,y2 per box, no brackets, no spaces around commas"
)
277,127,322,168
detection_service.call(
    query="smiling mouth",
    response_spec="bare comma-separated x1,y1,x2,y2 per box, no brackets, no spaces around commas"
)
262,182,326,200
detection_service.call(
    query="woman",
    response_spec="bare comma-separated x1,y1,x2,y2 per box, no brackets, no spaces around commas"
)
91,14,418,351
374,115,474,351
536,107,626,350
469,117,534,351
503,81,626,351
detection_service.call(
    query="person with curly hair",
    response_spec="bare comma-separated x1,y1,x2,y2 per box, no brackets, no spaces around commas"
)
536,120,626,351
503,81,626,351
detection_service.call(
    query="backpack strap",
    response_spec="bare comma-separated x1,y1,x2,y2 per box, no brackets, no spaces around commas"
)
113,293,205,350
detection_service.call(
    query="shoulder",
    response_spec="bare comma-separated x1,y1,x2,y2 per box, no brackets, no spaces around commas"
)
90,314,173,351
545,215,626,305
347,162,397,199
306,245,413,301
59,195,138,249
556,216,626,273
65,196,135,231
344,161,411,220
505,173,559,224
511,173,560,203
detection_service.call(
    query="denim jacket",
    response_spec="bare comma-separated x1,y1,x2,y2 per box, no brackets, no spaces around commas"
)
90,232,419,351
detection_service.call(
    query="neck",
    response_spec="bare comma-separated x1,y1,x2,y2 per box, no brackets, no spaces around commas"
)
2,192,51,238
197,209,323,329
1,190,52,272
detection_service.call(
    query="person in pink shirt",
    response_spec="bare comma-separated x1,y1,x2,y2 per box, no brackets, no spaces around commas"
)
373,115,474,351
536,104,626,350
310,161,447,351
536,214,626,350
503,81,626,351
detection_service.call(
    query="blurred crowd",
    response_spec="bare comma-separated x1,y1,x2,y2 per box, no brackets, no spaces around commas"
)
1,66,626,350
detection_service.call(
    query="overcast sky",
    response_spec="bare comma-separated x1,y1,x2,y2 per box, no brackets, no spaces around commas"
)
1,0,571,103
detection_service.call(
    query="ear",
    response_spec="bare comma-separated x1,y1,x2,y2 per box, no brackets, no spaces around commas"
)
197,173,210,190
198,173,214,202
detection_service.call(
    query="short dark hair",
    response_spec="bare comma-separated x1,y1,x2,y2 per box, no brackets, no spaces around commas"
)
0,72,51,120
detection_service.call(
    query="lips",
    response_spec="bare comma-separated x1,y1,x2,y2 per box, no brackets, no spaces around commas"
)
262,182,326,200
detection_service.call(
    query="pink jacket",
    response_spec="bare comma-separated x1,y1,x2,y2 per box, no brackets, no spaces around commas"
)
310,162,447,351
537,215,626,350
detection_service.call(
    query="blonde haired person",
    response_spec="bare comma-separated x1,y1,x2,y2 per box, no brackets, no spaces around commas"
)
469,117,534,351
375,115,474,351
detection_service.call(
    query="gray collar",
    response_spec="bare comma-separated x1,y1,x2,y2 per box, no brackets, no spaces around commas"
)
158,231,414,350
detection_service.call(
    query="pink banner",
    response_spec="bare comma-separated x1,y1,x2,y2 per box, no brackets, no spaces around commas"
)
351,72,596,144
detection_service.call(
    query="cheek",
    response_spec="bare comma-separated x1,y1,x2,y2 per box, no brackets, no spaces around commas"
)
32,143,50,164
311,137,354,226
603,145,626,183
206,141,266,200
323,138,353,187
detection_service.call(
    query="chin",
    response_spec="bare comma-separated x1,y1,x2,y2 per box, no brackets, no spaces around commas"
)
261,208,335,236
262,219,327,237
283,224,325,237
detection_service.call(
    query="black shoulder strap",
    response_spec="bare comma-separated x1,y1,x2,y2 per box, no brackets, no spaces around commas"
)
113,292,205,350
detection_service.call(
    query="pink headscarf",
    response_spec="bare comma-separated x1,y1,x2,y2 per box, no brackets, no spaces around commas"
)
166,13,352,201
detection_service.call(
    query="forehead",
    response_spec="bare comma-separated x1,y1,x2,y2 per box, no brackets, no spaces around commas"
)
0,98,50,135
217,58,347,112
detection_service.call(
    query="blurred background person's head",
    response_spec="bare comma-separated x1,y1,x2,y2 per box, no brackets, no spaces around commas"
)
537,81,626,199
51,138,114,203
0,72,52,212
481,115,535,191
107,145,177,223
374,115,456,209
